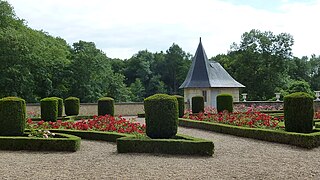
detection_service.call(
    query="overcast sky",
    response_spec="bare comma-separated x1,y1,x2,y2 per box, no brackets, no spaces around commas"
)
6,0,320,59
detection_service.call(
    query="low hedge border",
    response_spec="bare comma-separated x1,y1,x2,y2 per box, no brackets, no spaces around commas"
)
116,134,214,156
137,113,145,118
179,118,320,149
49,129,134,142
0,133,80,151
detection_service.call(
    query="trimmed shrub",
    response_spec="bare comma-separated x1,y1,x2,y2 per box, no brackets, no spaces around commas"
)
64,97,80,116
0,133,81,151
217,94,233,113
144,94,178,139
117,134,214,156
40,97,58,122
174,95,185,118
192,96,204,114
284,92,314,133
179,119,320,149
51,97,63,117
98,97,114,116
0,97,26,136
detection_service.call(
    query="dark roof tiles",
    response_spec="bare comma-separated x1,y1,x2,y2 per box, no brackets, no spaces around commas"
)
180,39,245,88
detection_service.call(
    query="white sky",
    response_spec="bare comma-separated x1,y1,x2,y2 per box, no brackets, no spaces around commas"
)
6,0,320,59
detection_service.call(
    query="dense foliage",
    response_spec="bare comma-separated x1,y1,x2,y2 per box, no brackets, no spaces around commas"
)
284,92,314,133
98,97,114,116
174,95,185,118
0,97,26,135
1,1,320,102
40,97,58,122
64,97,80,116
192,96,204,113
144,94,178,138
217,94,233,113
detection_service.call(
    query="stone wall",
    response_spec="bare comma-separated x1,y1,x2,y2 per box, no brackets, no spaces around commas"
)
26,101,320,116
234,101,320,112
27,102,144,116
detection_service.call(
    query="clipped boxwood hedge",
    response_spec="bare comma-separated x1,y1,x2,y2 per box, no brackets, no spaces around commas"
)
0,133,80,151
64,97,80,116
0,97,26,136
41,97,58,122
117,134,214,156
144,94,178,139
174,95,185,118
179,118,320,149
284,92,314,133
50,129,133,142
192,96,204,114
98,97,114,116
217,94,233,113
51,97,64,117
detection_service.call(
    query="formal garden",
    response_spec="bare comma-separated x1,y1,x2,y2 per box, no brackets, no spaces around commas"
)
1,92,320,158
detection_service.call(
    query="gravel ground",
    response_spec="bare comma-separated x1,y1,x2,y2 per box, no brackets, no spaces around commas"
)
1,118,320,180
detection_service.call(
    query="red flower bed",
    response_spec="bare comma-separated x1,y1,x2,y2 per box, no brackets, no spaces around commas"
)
27,115,146,134
183,110,282,129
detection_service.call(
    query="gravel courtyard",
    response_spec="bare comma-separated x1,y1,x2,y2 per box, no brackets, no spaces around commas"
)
1,120,319,179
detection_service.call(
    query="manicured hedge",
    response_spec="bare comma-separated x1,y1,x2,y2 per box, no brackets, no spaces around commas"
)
117,134,214,156
64,97,80,116
137,113,145,118
0,97,26,136
0,133,80,151
144,94,178,139
174,95,185,118
98,97,114,116
192,96,204,113
51,97,64,117
50,129,133,142
217,94,233,113
284,92,314,133
41,97,58,122
179,119,320,149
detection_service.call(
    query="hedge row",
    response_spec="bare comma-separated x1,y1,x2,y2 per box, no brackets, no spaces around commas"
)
117,134,214,156
179,119,320,149
0,133,80,151
50,129,133,142
0,97,26,136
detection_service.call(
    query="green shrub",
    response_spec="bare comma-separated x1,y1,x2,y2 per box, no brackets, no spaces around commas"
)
192,96,204,114
51,97,63,117
144,94,178,139
0,133,81,151
174,95,185,118
179,119,320,149
40,97,58,122
217,94,233,113
284,92,314,133
64,97,80,116
50,129,132,142
0,97,26,136
117,134,214,156
98,97,114,116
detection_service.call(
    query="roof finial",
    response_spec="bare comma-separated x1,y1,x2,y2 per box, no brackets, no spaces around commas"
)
200,37,202,43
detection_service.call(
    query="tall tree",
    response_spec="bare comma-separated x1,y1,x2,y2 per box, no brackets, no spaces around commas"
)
157,44,191,94
217,29,294,100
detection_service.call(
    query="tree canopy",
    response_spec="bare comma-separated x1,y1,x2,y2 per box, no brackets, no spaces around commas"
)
1,1,320,103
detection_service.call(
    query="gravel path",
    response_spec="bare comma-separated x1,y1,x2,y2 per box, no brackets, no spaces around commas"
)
1,118,320,179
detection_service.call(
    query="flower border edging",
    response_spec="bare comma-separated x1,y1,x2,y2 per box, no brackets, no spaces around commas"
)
116,134,214,156
179,118,320,149
49,129,134,142
0,133,80,151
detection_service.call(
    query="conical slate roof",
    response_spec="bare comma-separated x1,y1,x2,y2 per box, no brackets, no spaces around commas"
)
180,39,245,88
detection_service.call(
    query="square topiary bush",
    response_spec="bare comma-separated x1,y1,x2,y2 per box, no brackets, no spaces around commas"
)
0,97,26,136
